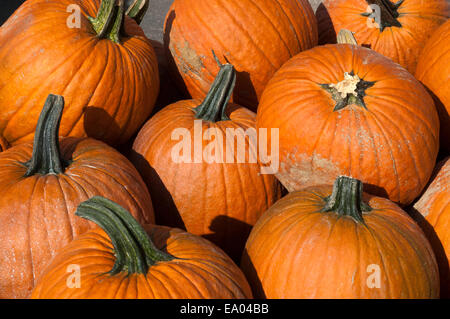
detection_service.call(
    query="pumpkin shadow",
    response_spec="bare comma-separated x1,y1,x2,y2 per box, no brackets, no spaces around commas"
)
203,215,253,264
129,150,186,230
163,10,190,100
83,107,122,147
421,86,449,156
143,224,173,255
233,71,258,113
150,38,185,116
362,182,389,200
315,3,372,49
240,248,266,299
316,3,336,45
59,136,85,156
408,206,449,298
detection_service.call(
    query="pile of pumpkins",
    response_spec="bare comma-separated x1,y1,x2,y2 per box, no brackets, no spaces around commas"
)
0,0,448,299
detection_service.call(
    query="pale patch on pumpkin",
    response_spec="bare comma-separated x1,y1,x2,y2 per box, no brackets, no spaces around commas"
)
170,40,205,76
277,152,341,192
413,159,449,218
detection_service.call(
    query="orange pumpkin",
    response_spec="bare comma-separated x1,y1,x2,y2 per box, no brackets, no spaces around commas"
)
241,176,440,299
0,95,154,299
412,157,450,298
31,197,252,299
317,0,449,74
415,20,450,152
132,57,282,262
0,0,159,146
163,0,318,111
256,36,439,206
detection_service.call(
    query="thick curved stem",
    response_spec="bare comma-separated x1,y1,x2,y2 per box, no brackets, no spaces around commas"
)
89,0,126,44
194,52,235,123
76,197,173,275
322,176,372,223
24,94,66,177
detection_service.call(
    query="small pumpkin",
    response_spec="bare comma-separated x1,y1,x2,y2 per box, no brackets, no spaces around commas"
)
132,56,282,262
256,31,440,206
415,20,450,152
412,157,450,298
0,0,159,146
0,94,154,299
316,0,449,73
163,0,318,111
31,196,253,299
241,176,440,299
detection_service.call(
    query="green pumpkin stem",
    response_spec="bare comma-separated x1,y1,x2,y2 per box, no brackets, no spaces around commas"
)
89,0,126,43
362,0,403,32
194,51,235,123
322,176,372,223
24,94,66,177
125,0,149,25
76,197,173,275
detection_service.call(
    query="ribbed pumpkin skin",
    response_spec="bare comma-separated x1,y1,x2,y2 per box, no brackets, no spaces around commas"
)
0,138,154,299
163,0,318,111
241,185,439,299
0,0,159,146
413,158,450,297
256,44,439,206
32,224,252,299
132,101,281,261
317,0,449,74
415,20,450,152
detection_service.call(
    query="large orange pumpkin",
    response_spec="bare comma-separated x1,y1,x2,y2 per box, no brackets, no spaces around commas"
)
0,95,154,299
0,0,159,146
31,197,252,299
163,0,318,111
241,176,440,299
132,57,282,262
415,20,450,152
316,0,449,74
256,37,439,206
412,157,450,298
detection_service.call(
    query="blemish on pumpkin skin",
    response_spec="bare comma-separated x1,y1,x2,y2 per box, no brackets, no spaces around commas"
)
414,160,449,218
170,40,205,76
277,152,341,192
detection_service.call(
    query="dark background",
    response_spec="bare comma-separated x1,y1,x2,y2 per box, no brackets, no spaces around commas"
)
0,1,26,25
0,0,323,42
